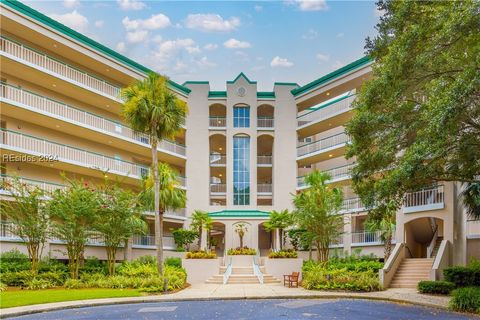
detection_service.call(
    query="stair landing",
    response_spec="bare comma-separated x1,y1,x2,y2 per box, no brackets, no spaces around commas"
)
205,266,281,284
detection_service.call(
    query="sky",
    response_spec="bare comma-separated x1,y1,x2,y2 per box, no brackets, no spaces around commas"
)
25,0,382,90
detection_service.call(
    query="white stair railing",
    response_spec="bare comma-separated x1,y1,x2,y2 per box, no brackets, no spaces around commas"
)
252,254,264,284
223,258,233,284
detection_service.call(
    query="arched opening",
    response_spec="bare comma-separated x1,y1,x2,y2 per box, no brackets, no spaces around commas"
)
209,134,226,204
258,222,272,256
404,217,444,258
257,134,273,205
257,104,274,128
209,103,226,128
210,222,226,257
232,221,252,248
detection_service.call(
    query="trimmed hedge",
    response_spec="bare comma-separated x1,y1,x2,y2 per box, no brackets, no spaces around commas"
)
444,266,480,287
186,251,217,259
417,281,455,295
449,287,480,314
268,249,298,259
227,247,256,255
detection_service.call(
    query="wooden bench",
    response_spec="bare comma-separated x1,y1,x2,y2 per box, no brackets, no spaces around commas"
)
283,271,300,288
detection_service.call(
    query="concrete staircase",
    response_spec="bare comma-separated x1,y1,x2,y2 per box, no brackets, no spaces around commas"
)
389,258,434,288
205,266,281,284
430,236,443,258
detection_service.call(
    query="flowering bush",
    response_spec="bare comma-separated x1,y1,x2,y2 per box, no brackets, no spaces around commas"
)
185,251,217,259
227,247,256,255
268,249,298,259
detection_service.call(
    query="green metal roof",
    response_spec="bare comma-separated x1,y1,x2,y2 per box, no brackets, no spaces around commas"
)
1,0,191,95
227,72,257,84
208,210,270,218
291,56,372,97
257,91,276,99
208,91,227,98
274,82,299,87
183,81,210,85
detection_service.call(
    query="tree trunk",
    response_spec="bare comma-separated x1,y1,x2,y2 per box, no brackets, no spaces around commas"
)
316,241,329,263
198,226,202,251
308,242,313,261
27,242,39,274
279,229,283,250
106,246,118,275
240,235,243,248
151,137,163,276
384,234,393,262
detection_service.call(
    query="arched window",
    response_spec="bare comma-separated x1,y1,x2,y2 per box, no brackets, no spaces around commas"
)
233,134,250,205
233,105,250,128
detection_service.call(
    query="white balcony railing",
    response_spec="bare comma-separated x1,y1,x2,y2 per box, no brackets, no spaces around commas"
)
144,208,186,218
297,93,356,127
132,235,175,248
297,132,350,157
0,36,121,100
210,154,226,166
403,185,444,213
297,163,355,188
257,117,274,128
0,83,186,157
341,197,365,213
257,155,272,165
467,220,480,239
257,183,272,194
0,174,65,194
210,183,226,194
0,222,21,240
351,230,383,244
209,116,226,128
1,129,149,179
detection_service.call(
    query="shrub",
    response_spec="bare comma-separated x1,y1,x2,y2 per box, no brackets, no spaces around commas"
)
417,281,455,295
449,287,480,314
444,266,480,287
80,257,107,275
64,279,86,289
117,261,158,277
135,255,156,266
0,249,30,272
0,270,35,287
165,257,182,268
25,278,55,290
36,271,67,286
227,247,256,255
186,251,217,259
268,249,298,259
38,257,68,274
163,265,187,290
0,282,6,292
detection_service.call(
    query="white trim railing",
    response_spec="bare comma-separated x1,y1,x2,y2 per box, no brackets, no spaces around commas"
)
210,154,226,166
297,93,356,127
351,230,383,244
0,83,186,157
1,174,65,194
210,183,226,194
297,163,355,188
403,185,444,212
297,132,350,157
132,235,175,249
341,197,365,213
257,183,272,194
0,36,121,100
144,209,186,218
252,256,264,284
209,116,226,128
223,258,233,284
1,129,148,179
0,222,21,240
257,155,272,165
257,117,274,128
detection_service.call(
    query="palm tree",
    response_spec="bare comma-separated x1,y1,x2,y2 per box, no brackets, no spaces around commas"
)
139,163,186,274
264,210,293,250
122,72,188,275
190,210,213,251
462,182,480,220
365,199,397,261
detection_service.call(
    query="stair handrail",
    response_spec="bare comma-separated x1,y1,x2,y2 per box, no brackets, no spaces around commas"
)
222,257,232,284
252,251,264,284
427,225,439,258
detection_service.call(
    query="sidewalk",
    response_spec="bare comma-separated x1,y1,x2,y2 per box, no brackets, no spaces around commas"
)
0,283,451,318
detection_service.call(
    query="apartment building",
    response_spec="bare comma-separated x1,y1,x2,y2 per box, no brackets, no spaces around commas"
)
0,0,478,287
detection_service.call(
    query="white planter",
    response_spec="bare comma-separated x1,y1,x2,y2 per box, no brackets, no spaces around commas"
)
264,258,303,280
227,255,255,266
182,258,221,284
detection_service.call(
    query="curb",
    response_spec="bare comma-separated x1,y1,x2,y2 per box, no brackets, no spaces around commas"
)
0,293,450,319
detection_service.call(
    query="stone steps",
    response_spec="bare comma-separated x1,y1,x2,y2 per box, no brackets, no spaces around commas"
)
390,258,433,288
206,266,281,284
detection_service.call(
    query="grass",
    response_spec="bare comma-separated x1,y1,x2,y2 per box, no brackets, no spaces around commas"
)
0,288,144,308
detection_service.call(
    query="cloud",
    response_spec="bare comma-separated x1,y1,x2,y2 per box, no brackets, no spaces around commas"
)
185,14,240,32
156,38,199,60
50,10,88,33
94,20,104,28
203,43,218,51
126,30,149,43
117,0,146,11
223,38,251,49
301,28,318,40
122,14,171,30
196,56,217,68
63,0,80,8
251,65,266,72
254,5,263,12
286,0,328,11
116,41,127,53
270,56,294,68
316,53,330,62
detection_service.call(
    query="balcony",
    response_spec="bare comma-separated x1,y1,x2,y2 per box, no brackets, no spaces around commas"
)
297,94,356,137
210,154,226,166
329,235,344,248
0,36,121,102
257,117,274,129
467,220,480,239
351,230,383,246
1,128,148,181
297,132,350,165
210,183,226,195
0,83,186,157
132,235,176,249
257,155,272,166
0,174,65,195
341,197,366,213
297,163,355,189
209,116,226,129
144,209,186,220
257,183,272,196
403,185,444,213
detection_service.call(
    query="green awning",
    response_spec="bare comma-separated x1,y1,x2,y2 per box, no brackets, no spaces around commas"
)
208,210,270,218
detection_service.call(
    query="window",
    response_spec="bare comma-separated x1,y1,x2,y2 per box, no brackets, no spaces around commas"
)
233,106,250,128
233,135,250,205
